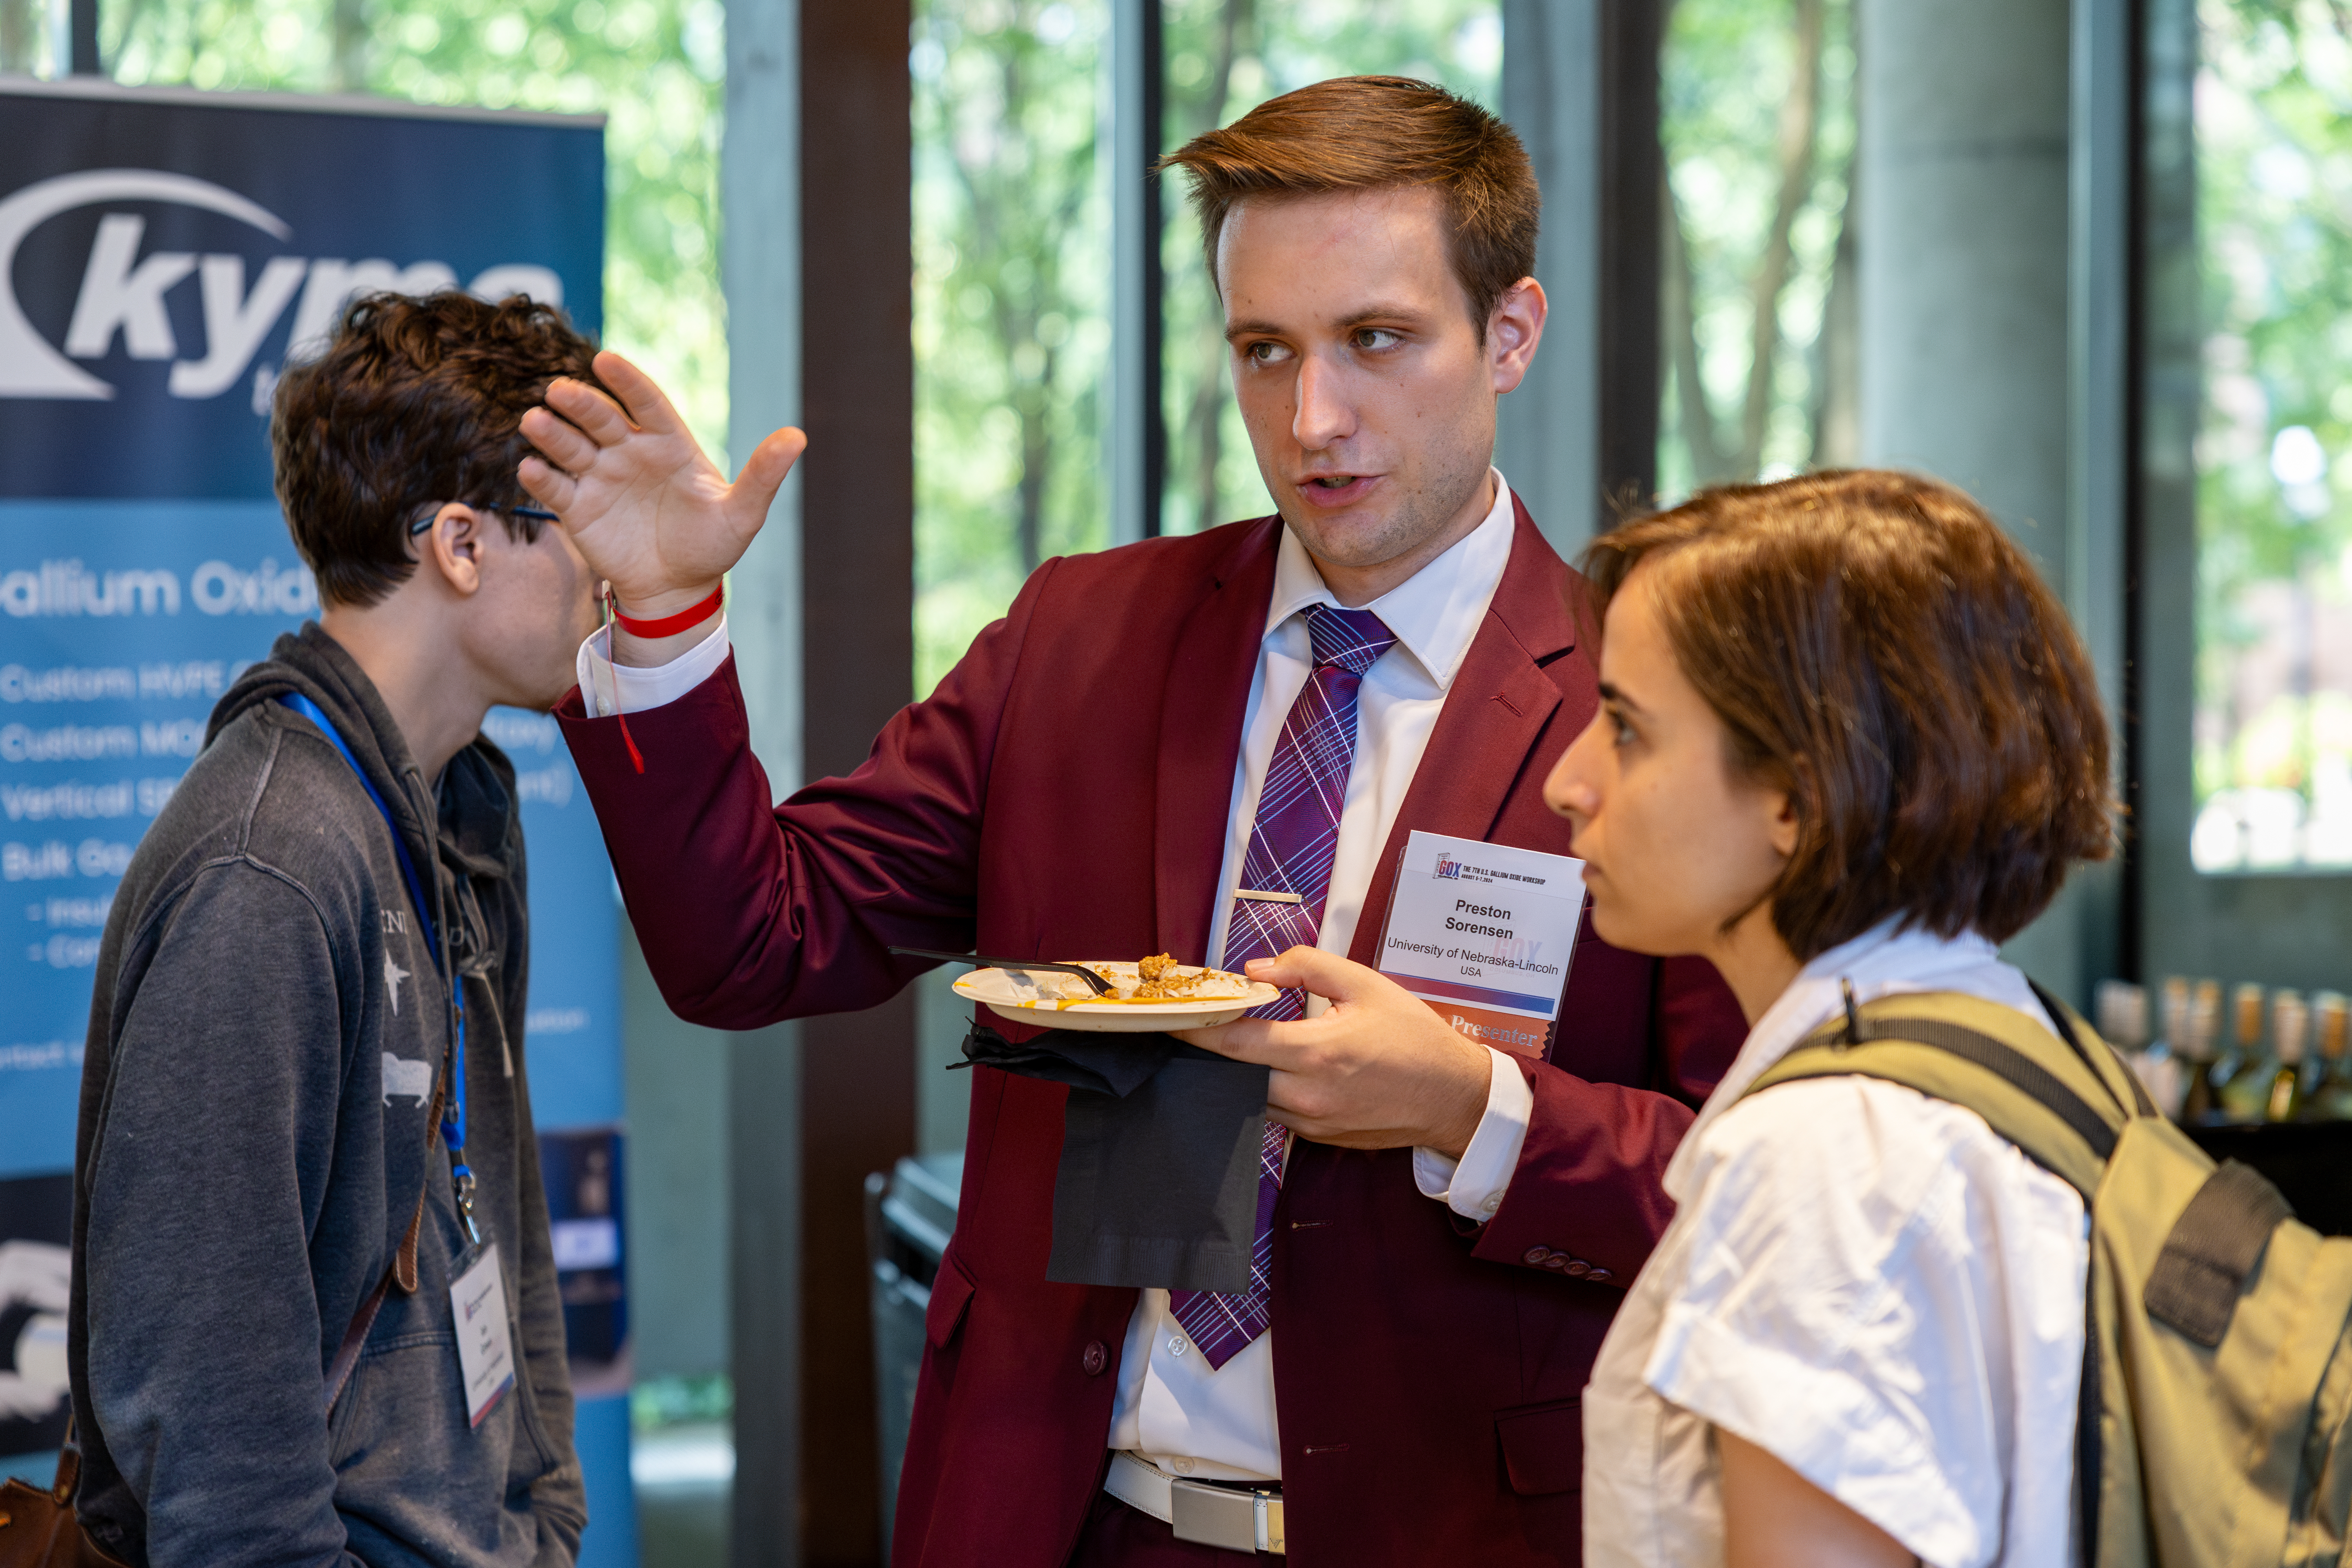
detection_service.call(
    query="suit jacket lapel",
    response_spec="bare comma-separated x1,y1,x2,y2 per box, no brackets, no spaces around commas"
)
1154,519,1281,964
1346,499,1581,967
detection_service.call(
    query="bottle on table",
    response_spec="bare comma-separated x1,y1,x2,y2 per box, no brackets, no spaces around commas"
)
2215,981,2272,1123
2305,992,2352,1121
2261,989,2310,1123
2098,978,2178,1117
2143,975,2194,1120
2179,978,2228,1123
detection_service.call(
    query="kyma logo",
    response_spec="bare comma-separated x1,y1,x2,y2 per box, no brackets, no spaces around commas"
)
0,168,563,404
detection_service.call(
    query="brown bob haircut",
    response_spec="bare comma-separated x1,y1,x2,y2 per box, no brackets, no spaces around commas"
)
1581,470,2115,960
272,290,605,608
1158,74,1539,337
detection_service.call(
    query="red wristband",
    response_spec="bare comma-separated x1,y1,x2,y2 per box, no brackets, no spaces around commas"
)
606,583,723,639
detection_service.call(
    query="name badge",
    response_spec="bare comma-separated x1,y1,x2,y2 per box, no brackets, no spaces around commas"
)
1376,830,1588,1059
450,1243,516,1428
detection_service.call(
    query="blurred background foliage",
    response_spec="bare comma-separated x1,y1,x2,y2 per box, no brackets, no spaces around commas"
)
2191,0,2352,867
911,0,1111,695
1657,0,1856,498
0,0,729,465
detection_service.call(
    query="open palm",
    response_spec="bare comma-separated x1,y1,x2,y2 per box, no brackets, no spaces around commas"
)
518,349,806,613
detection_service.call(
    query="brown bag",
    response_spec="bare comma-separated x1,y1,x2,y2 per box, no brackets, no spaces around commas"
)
0,1431,131,1568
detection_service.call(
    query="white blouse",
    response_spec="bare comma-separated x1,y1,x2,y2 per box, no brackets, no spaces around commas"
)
1582,923,2091,1568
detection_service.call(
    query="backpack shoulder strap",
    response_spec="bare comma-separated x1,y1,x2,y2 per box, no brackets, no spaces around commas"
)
1745,987,2134,1200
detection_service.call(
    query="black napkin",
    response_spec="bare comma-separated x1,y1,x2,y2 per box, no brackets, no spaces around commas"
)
960,1025,1270,1294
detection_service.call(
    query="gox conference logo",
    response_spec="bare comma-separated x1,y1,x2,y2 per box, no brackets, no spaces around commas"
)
0,168,562,407
1435,853,1463,880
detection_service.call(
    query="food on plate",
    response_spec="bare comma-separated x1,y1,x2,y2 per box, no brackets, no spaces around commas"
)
1127,952,1224,999
993,955,1258,1009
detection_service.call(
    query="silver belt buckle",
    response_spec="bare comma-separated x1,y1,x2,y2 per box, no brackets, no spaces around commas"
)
1170,1477,1276,1554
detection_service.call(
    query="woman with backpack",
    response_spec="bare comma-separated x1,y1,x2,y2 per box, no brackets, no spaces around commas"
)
1187,468,2120,1565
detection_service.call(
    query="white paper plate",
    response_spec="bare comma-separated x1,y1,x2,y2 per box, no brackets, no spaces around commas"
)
953,960,1279,1033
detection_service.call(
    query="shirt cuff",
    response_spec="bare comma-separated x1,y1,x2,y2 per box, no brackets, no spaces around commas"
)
1411,1047,1534,1221
575,616,731,718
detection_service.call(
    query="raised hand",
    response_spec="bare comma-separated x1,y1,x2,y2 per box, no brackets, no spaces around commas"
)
518,349,807,632
1177,947,1492,1158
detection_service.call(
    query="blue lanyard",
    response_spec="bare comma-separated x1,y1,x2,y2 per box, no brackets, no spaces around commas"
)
278,694,477,1232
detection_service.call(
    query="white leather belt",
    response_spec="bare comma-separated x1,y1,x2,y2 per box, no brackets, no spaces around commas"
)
1106,1450,1285,1555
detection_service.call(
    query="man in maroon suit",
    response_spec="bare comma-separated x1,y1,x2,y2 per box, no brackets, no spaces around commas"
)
521,77,1741,1568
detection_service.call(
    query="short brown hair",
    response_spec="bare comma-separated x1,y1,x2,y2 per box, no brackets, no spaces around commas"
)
1581,470,2115,959
272,291,605,608
1158,75,1539,335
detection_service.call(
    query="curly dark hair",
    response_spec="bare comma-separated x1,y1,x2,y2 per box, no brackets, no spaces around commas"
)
271,290,606,608
1580,469,2117,959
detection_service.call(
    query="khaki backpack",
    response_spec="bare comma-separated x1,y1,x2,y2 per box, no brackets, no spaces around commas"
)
1744,984,2352,1567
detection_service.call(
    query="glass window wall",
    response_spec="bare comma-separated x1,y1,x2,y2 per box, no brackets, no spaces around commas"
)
2189,0,2352,873
1656,0,1857,499
911,0,1112,695
0,0,57,72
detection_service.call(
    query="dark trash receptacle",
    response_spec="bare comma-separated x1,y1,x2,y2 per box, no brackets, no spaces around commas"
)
2184,1121,2352,1236
865,1151,963,1552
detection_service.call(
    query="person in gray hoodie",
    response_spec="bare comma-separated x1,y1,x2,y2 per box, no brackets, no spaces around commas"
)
67,290,606,1567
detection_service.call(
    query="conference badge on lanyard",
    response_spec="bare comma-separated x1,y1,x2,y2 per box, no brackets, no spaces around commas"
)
276,693,510,1425
451,1243,517,1426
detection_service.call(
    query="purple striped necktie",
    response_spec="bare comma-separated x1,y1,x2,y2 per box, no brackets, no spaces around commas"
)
1167,602,1395,1370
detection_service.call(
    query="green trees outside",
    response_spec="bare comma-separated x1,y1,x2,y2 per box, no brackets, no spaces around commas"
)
1657,0,1857,497
0,0,49,71
911,0,1111,695
2191,0,2352,869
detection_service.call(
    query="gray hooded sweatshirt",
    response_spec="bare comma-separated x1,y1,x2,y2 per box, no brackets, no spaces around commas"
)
67,623,585,1567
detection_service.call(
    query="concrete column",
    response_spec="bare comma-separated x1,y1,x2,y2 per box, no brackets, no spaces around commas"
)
1856,0,2091,996
1106,0,1162,545
722,1,803,1563
1499,0,1661,555
1499,0,1602,554
1858,0,2072,589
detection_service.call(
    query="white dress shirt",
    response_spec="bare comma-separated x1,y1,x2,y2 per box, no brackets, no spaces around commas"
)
575,613,733,719
1581,922,2089,1568
1107,471,1534,1483
574,472,1540,1485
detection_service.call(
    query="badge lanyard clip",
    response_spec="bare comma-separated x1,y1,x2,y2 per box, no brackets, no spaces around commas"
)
279,693,481,1252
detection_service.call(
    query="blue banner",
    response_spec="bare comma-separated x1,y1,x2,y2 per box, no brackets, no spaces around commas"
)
0,82,630,1560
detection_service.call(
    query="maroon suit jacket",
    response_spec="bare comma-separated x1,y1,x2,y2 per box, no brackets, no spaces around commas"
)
556,501,1743,1568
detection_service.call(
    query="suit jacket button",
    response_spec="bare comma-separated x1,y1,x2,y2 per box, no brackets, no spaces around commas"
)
1522,1247,1551,1267
1564,1259,1590,1277
1588,1268,1612,1283
1082,1340,1108,1376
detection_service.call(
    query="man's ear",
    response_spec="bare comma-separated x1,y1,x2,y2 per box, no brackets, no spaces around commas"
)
1488,276,1547,395
422,504,486,599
